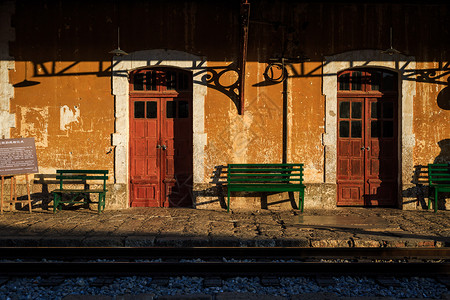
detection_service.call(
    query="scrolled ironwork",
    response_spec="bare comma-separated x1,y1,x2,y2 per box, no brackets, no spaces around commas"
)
263,62,288,83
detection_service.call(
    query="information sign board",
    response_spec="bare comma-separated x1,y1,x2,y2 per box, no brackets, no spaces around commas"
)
0,138,39,175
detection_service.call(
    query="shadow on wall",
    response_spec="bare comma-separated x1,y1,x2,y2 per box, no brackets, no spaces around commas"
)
403,139,450,210
402,165,429,209
435,139,450,164
30,174,56,210
5,174,56,211
13,174,100,211
437,78,450,110
192,165,228,209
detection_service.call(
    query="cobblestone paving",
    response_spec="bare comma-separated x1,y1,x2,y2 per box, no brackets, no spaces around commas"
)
0,207,449,247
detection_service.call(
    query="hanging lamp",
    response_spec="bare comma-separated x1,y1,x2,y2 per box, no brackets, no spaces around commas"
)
381,27,401,55
109,27,128,56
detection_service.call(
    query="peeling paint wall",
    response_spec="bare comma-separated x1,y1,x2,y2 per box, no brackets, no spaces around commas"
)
20,107,48,147
407,63,450,209
413,63,450,164
10,60,115,192
203,61,325,179
60,105,80,131
0,1,15,139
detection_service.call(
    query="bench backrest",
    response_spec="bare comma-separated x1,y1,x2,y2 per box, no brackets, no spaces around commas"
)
56,170,109,190
227,164,304,184
428,164,450,185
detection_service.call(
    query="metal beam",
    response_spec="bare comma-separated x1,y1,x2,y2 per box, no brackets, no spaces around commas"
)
239,0,250,115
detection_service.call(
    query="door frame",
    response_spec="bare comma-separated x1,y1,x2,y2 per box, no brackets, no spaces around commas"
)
111,49,207,208
128,67,194,207
323,50,416,208
336,69,399,206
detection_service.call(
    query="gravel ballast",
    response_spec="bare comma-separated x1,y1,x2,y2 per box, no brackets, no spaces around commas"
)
0,275,448,299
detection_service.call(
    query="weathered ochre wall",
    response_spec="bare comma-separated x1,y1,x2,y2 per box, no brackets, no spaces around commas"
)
288,63,324,183
413,63,450,165
203,61,325,182
9,60,115,176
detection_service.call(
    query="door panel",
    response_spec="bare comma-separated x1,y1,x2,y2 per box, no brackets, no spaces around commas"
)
365,96,398,206
338,183,363,205
337,98,365,205
161,96,193,207
130,98,161,207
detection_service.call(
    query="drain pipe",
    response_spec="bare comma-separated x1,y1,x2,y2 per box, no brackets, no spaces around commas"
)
263,58,289,164
264,56,309,164
282,69,288,164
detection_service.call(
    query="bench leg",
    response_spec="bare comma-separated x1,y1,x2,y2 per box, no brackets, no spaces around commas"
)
227,189,230,213
299,188,304,212
434,188,438,213
52,193,58,213
1,176,4,213
98,193,105,213
428,189,432,211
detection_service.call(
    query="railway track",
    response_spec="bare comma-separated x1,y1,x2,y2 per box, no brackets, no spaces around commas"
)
0,247,449,278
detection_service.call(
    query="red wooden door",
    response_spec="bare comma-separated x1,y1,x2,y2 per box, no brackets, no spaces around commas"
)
129,68,193,207
337,69,398,206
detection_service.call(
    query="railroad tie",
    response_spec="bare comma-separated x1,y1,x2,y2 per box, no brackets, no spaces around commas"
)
0,277,9,286
38,276,65,287
437,277,450,288
203,277,223,287
376,276,401,287
90,276,115,287
260,276,280,287
150,277,170,286
315,275,336,287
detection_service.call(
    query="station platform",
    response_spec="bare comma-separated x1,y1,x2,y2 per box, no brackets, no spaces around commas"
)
0,207,448,247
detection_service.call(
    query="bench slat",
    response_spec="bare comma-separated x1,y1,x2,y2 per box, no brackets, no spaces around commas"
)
229,164,303,167
56,175,108,180
229,179,303,182
229,184,305,189
229,168,302,173
429,173,450,176
53,189,107,193
429,178,450,182
56,170,108,174
229,173,301,177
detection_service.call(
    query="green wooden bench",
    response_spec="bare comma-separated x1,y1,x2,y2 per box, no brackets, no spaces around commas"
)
52,170,108,213
428,163,450,213
227,163,305,213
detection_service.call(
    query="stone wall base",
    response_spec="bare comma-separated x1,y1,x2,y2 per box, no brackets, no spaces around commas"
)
193,182,337,211
5,181,448,212
401,183,450,211
1,180,128,211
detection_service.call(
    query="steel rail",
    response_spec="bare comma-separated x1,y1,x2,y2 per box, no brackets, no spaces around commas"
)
0,247,448,278
0,247,449,260
0,261,448,277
